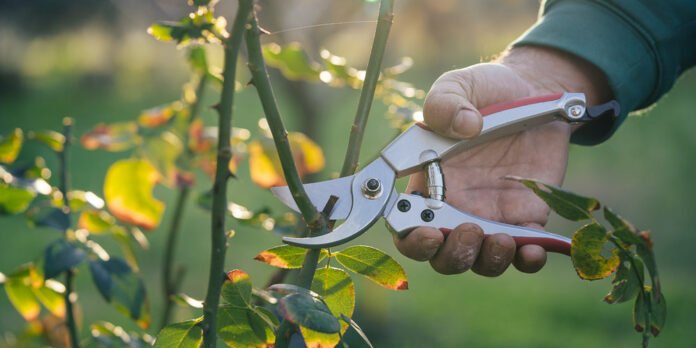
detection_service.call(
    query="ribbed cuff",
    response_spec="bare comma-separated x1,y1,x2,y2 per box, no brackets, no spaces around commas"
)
513,0,658,145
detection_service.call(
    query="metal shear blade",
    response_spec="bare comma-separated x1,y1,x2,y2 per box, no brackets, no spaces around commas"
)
270,175,354,220
274,158,397,248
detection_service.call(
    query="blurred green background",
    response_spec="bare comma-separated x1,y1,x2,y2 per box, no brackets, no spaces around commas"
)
1,0,695,347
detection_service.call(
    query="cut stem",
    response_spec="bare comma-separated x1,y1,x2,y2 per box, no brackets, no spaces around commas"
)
160,72,208,329
59,117,80,348
340,0,394,177
200,2,253,347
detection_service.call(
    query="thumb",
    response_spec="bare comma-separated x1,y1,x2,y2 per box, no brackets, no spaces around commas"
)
423,63,534,139
423,68,482,139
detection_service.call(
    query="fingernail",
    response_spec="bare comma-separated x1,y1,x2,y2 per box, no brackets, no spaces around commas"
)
452,110,479,138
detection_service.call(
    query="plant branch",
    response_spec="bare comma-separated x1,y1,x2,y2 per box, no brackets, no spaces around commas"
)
252,1,394,345
200,2,253,346
160,72,208,329
245,10,334,347
340,0,394,177
58,117,80,348
244,11,324,230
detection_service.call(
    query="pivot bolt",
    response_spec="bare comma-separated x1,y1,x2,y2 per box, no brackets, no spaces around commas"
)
361,178,382,199
397,199,411,212
568,105,585,119
421,209,434,222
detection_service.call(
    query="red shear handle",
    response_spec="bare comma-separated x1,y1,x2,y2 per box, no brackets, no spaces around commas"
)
439,228,571,256
478,93,564,116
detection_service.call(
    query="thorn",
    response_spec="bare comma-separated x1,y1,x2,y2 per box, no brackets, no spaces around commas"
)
228,171,237,180
211,103,221,112
246,78,255,86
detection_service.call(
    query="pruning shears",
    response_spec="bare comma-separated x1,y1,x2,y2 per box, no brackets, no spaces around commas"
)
271,93,619,255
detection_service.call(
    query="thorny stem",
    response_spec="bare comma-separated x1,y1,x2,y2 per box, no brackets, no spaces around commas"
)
59,117,80,348
160,73,208,329
340,0,394,177
200,2,253,347
245,9,332,347
250,0,394,345
245,16,324,228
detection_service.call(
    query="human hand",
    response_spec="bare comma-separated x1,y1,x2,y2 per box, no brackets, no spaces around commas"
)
394,46,611,276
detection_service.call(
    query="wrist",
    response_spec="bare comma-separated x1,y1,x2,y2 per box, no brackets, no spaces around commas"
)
498,46,612,106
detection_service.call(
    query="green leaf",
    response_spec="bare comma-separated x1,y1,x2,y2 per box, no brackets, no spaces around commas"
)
81,122,139,152
147,23,175,41
68,190,105,211
300,267,355,347
604,256,643,304
154,317,203,348
251,306,279,330
505,176,599,221
5,274,40,320
171,293,204,309
0,128,23,164
196,190,213,210
262,43,321,81
33,207,70,231
44,239,86,279
221,270,252,307
636,234,660,285
279,292,340,334
142,132,183,187
604,207,637,233
32,280,66,318
188,46,209,73
651,290,667,336
89,258,150,328
28,130,65,152
147,8,227,46
78,209,117,234
279,293,340,335
11,156,52,180
254,245,328,269
217,306,275,347
104,159,164,230
335,245,409,290
0,182,36,215
112,227,140,271
320,49,361,87
633,291,648,333
570,223,620,280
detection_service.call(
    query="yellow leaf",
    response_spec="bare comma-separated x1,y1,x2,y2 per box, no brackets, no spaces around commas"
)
249,140,283,188
0,128,23,164
248,132,325,189
289,133,325,174
104,159,164,230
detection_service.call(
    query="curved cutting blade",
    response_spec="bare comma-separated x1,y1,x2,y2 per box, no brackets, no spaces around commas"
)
270,175,354,220
282,158,396,248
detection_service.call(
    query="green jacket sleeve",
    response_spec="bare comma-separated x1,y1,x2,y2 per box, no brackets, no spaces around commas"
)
513,0,696,145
